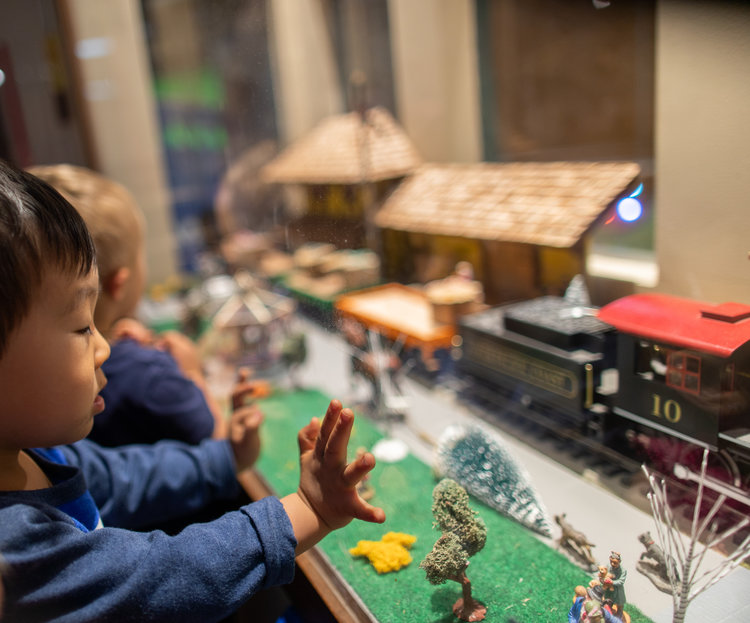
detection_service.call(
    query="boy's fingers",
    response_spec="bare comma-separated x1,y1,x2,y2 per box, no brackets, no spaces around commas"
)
342,450,375,487
298,417,320,452
353,501,386,524
230,406,263,438
237,367,253,382
324,408,353,464
315,400,342,458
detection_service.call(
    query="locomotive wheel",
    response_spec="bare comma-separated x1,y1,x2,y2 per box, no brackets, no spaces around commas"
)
712,449,742,488
669,446,741,490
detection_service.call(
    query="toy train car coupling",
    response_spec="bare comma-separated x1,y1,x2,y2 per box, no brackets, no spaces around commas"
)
457,292,750,488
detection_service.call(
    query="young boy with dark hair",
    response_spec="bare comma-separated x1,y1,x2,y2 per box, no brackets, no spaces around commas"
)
27,163,228,445
0,159,385,621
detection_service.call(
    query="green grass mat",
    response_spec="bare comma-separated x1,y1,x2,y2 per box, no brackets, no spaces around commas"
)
255,389,654,623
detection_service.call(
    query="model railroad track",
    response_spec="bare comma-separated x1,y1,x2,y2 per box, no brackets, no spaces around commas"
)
456,376,642,479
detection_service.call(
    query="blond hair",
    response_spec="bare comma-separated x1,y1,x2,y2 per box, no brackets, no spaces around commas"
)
26,164,144,280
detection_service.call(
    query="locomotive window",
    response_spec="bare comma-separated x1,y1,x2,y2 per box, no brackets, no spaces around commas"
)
635,341,667,382
666,351,701,395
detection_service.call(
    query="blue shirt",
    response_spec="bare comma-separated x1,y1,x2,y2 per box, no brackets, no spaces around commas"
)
90,338,215,446
0,439,297,622
568,596,585,622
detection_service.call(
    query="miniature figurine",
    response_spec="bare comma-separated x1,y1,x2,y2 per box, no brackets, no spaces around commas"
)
580,599,619,623
554,513,597,571
604,551,627,620
420,478,487,622
567,585,587,623
340,316,407,419
349,532,416,574
587,565,612,602
635,531,680,594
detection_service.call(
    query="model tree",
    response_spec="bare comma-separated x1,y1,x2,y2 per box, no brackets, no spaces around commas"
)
436,425,553,536
643,449,750,623
420,478,487,622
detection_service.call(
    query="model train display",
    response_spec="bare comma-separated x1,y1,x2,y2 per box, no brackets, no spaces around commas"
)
456,292,750,490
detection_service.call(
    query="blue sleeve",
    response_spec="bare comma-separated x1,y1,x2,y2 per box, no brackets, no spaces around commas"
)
603,609,619,623
60,439,240,529
140,354,216,443
568,597,583,623
0,496,297,623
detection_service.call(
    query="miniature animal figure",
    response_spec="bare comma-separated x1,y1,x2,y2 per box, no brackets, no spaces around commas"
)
555,513,597,569
638,532,675,576
636,531,680,592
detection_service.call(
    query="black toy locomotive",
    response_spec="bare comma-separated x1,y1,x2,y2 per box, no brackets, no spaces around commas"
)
457,292,750,489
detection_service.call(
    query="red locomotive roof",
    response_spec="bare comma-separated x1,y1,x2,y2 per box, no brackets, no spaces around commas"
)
597,293,750,357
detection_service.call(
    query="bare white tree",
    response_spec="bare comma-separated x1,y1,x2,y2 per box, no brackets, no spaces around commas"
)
642,449,750,623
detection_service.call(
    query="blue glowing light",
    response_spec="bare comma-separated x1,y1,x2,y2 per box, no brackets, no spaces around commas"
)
629,183,643,198
617,197,643,222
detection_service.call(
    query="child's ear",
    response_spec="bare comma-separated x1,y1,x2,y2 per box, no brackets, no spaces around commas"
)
102,267,131,301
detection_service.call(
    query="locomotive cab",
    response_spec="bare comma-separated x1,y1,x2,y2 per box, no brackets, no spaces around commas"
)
598,294,750,479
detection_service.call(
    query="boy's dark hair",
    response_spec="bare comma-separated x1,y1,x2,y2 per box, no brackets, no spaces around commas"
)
0,159,96,355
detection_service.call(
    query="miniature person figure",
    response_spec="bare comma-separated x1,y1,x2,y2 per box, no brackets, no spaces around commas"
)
28,164,228,445
340,316,403,414
599,578,616,610
581,599,619,623
567,585,587,623
588,565,612,602
606,551,627,619
0,160,386,620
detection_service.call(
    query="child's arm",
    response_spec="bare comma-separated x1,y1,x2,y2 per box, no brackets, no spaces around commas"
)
228,367,269,472
280,400,386,554
64,438,242,530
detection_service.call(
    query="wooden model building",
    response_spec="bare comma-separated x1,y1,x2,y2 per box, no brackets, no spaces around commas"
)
374,161,641,305
260,106,422,250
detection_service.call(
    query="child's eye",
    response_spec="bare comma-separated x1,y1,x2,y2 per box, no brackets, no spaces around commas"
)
77,326,93,336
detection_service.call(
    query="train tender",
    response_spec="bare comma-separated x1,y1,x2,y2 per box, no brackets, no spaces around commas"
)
457,292,750,487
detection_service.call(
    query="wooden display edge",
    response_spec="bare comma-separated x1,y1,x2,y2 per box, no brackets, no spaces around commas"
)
237,469,378,623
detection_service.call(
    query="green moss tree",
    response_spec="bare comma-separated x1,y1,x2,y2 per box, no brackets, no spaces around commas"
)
420,478,487,621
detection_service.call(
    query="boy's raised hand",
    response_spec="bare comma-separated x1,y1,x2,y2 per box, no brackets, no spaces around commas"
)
296,400,386,532
229,368,265,472
229,404,263,472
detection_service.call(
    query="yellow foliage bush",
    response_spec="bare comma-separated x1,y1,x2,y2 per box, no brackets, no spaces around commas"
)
349,532,417,574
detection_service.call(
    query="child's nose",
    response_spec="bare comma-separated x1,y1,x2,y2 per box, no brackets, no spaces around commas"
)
93,326,111,367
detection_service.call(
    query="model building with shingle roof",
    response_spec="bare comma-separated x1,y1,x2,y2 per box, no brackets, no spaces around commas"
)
260,106,422,185
374,161,641,248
